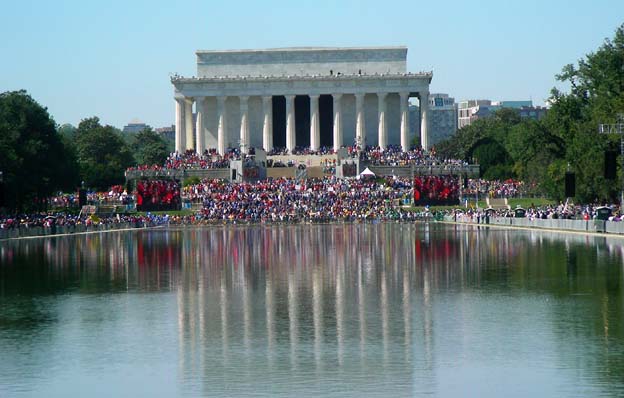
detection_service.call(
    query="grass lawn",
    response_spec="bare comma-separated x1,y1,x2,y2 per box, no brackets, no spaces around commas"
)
405,197,557,213
506,197,557,208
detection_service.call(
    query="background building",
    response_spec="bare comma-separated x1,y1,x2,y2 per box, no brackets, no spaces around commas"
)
122,119,150,134
458,100,546,129
518,106,548,120
428,93,457,146
155,125,175,141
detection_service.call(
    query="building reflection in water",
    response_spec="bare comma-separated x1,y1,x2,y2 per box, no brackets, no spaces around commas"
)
171,224,428,393
1,223,624,396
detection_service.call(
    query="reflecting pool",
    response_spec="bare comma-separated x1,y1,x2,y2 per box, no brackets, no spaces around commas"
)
1,224,623,397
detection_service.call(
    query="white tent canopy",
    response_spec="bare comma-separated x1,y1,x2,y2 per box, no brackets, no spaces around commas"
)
360,167,376,177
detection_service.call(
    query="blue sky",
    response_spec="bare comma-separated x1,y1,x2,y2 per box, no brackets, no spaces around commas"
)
1,0,622,129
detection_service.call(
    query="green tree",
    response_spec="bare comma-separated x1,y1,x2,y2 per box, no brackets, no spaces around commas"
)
438,22,624,202
0,90,79,211
546,24,624,202
57,123,76,140
75,117,134,191
437,108,521,179
131,127,169,165
506,119,565,195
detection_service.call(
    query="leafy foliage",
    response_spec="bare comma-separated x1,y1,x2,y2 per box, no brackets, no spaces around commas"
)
0,90,79,211
183,176,201,187
74,117,134,191
130,127,169,166
437,24,624,202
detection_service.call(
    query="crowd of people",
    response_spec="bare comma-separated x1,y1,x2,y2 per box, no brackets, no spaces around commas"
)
126,149,243,173
463,179,533,198
354,145,469,167
321,158,337,175
126,144,472,176
163,149,241,169
290,146,335,156
0,212,168,230
48,185,132,209
445,202,622,223
414,176,460,205
136,180,180,211
180,176,417,223
89,185,133,204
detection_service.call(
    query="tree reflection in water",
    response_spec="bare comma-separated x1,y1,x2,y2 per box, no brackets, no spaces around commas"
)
0,224,623,397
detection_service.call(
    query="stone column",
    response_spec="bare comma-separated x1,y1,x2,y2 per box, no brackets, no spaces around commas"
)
217,96,227,155
400,92,410,151
420,91,429,150
239,96,249,153
195,96,205,154
285,94,296,153
175,98,185,153
332,93,343,152
262,95,273,152
377,92,387,149
355,93,366,149
310,94,320,151
184,97,194,151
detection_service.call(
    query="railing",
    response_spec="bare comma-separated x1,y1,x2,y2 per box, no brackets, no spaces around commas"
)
366,166,413,178
295,167,307,180
0,221,160,240
125,168,230,180
125,164,480,181
444,214,623,234
365,164,479,177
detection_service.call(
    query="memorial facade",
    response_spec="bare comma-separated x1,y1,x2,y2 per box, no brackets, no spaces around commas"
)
171,47,432,155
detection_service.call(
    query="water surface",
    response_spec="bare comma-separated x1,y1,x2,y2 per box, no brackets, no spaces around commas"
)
1,224,623,397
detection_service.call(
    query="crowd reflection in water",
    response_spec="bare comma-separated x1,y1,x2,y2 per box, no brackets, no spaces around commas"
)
168,225,624,395
1,225,624,395
173,224,425,394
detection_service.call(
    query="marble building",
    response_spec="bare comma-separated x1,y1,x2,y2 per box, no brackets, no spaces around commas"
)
171,47,432,155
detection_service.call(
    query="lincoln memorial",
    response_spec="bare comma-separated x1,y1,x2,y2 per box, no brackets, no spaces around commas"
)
171,46,432,155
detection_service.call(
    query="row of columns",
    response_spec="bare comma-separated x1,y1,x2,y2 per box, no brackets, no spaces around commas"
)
175,92,429,155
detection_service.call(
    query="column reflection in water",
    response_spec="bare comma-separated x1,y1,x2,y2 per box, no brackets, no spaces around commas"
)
265,271,275,370
357,247,366,363
220,269,228,366
380,268,389,367
241,245,252,361
288,260,299,370
313,266,323,373
148,224,624,395
335,249,345,367
3,223,624,395
402,254,411,363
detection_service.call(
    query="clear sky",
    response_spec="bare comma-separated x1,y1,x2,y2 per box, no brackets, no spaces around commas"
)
1,0,622,129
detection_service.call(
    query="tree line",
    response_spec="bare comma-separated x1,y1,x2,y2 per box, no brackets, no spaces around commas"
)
437,24,624,203
0,92,170,211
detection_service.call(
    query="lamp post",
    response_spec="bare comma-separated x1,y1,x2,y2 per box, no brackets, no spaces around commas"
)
599,114,624,205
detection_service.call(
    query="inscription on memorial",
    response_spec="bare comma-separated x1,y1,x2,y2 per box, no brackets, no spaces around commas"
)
197,47,407,66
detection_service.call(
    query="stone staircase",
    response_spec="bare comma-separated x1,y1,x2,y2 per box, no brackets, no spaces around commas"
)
79,205,97,217
486,197,511,210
